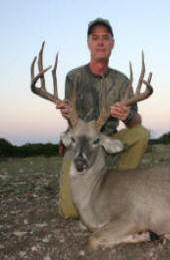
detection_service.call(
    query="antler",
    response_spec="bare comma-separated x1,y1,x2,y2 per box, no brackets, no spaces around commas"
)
96,82,110,131
122,51,153,106
31,41,60,103
30,41,78,127
96,51,153,131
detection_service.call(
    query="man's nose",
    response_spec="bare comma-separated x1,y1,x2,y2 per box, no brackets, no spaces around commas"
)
97,38,104,45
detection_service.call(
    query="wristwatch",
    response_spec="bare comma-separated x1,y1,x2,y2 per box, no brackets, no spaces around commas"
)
122,109,135,124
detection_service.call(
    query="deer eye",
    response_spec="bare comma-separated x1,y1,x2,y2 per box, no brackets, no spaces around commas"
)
93,136,99,145
71,137,76,143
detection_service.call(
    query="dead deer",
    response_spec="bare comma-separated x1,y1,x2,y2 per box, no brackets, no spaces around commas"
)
30,42,170,249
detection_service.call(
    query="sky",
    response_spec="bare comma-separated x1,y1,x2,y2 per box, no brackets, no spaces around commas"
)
0,0,170,145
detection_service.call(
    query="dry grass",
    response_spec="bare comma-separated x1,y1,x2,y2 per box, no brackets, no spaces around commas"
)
0,145,170,260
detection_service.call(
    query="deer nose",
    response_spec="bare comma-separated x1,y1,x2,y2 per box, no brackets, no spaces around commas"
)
74,153,88,172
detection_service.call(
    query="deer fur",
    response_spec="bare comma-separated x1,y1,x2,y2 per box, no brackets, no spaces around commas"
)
62,119,170,249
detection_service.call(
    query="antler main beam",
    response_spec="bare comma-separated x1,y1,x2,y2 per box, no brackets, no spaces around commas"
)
30,42,78,128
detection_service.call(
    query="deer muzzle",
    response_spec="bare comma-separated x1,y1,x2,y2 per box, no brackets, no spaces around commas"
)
74,153,88,172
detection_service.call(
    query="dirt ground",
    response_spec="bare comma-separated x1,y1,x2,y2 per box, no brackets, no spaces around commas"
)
0,144,170,260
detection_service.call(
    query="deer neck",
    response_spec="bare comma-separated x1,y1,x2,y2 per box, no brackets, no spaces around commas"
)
70,148,106,207
70,148,108,230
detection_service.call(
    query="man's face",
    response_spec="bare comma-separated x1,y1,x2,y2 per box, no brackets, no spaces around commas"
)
87,25,114,63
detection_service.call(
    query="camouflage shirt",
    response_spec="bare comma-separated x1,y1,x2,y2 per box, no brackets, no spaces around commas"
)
65,64,137,136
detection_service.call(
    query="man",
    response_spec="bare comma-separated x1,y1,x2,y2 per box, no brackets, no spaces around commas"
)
57,18,149,219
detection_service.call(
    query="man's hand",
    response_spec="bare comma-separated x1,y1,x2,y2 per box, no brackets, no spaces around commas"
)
110,102,130,121
56,100,71,119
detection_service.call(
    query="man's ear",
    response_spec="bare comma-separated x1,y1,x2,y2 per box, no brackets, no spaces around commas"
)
100,135,124,154
87,38,91,51
109,38,115,54
111,38,115,49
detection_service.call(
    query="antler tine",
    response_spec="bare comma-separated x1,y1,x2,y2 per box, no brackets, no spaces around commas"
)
31,56,37,80
52,52,78,127
31,58,52,88
96,84,110,132
123,51,153,107
143,72,153,96
136,50,145,94
145,72,152,85
30,42,62,103
31,54,52,96
56,81,78,129
51,52,62,104
124,61,133,101
70,88,78,128
38,41,46,91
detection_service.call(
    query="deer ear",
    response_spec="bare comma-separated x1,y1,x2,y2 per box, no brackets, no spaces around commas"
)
100,135,124,154
61,131,72,147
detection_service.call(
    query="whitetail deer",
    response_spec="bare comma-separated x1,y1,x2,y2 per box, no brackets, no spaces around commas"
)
31,42,170,249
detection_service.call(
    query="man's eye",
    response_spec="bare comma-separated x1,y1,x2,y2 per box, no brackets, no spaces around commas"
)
93,137,99,145
103,35,110,40
91,35,98,40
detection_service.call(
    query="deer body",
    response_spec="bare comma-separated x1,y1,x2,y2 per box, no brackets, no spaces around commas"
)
71,161,170,233
62,120,170,248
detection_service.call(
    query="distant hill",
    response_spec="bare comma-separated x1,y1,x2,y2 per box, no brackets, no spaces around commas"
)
0,131,170,157
149,131,170,145
0,138,59,158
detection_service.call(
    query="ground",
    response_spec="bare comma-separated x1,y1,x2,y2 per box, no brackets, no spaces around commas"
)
0,144,170,260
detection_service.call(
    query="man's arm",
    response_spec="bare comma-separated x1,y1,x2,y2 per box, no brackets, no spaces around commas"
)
125,110,142,128
110,73,142,128
56,100,71,119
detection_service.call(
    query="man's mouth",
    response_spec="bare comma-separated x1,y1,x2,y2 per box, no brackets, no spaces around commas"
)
96,48,105,52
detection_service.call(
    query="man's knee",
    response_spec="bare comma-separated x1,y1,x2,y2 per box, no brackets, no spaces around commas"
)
115,125,150,147
116,125,150,170
133,125,150,143
59,157,79,219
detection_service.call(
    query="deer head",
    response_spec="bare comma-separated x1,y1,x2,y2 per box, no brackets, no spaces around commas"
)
31,42,153,173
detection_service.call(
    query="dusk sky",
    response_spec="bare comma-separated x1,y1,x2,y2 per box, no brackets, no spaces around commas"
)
1,0,170,145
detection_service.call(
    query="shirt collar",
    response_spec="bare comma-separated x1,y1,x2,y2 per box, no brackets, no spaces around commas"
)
86,64,110,78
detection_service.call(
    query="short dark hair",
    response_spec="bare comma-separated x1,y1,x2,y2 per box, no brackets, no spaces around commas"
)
87,18,114,38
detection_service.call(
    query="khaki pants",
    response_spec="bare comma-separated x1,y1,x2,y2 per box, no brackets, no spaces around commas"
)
59,125,150,219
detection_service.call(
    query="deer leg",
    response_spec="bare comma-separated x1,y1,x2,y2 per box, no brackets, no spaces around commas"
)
89,218,150,249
